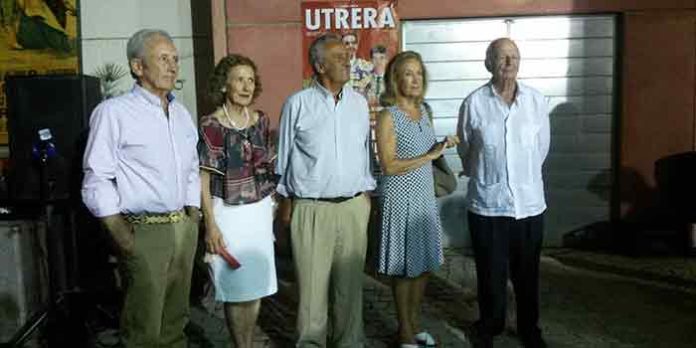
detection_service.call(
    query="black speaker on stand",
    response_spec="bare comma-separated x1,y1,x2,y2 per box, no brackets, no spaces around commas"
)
4,74,103,347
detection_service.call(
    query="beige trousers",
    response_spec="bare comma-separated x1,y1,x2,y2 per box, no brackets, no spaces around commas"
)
291,194,371,348
120,216,198,348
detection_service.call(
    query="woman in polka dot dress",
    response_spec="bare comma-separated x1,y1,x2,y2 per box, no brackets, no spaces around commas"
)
375,51,459,348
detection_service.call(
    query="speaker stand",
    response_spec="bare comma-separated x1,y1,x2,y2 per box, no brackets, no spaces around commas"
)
3,146,90,348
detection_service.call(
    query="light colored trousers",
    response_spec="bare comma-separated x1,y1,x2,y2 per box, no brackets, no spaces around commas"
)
291,194,371,348
120,217,198,348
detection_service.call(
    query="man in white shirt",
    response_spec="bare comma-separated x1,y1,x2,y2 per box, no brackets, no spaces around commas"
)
457,38,550,348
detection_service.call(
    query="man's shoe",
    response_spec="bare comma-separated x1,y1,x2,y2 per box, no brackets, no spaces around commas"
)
467,330,492,348
520,335,548,348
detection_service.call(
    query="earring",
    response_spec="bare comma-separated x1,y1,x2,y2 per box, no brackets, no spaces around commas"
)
221,88,227,93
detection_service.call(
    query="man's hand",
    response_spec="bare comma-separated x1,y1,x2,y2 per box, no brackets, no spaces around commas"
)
443,135,460,148
276,196,293,231
185,206,201,224
362,191,372,211
273,196,293,257
101,214,135,255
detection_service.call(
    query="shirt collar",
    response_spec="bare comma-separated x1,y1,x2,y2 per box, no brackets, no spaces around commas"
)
312,79,347,102
487,80,526,99
132,83,176,106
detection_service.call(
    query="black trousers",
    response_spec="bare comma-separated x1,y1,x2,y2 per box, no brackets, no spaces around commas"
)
468,211,544,343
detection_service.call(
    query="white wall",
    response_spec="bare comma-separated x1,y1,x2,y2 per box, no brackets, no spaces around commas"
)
80,0,198,118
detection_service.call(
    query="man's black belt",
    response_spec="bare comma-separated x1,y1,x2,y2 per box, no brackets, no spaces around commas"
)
303,192,361,204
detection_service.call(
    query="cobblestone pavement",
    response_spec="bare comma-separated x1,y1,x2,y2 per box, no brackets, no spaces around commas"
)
185,253,482,348
438,250,696,348
86,249,696,348
545,249,696,288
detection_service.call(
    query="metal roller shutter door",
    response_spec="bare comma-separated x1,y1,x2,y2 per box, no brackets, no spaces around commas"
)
402,15,616,246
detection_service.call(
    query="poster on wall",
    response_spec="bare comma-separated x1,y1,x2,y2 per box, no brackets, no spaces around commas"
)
301,0,399,112
0,0,80,145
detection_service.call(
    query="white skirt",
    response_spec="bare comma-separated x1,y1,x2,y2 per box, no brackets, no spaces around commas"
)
210,195,277,302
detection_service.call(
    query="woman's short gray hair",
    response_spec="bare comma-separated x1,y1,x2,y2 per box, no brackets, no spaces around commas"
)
126,29,174,79
308,33,342,76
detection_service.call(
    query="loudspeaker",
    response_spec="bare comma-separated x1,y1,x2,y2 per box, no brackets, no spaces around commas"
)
655,151,696,220
6,75,102,201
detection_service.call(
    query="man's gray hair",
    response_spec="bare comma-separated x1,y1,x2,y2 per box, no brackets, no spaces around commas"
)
308,33,342,76
126,29,174,79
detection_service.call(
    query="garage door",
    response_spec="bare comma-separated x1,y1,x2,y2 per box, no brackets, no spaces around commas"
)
402,15,616,246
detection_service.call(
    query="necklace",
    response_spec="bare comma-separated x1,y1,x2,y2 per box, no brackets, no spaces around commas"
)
398,102,420,122
222,104,250,130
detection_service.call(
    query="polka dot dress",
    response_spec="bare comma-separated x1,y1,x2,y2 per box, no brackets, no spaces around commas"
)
378,104,444,277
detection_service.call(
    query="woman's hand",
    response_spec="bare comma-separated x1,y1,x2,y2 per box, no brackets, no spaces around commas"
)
442,135,460,148
428,135,460,160
205,222,226,255
428,141,447,160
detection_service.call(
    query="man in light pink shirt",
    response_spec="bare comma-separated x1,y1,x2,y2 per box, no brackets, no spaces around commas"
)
81,29,200,348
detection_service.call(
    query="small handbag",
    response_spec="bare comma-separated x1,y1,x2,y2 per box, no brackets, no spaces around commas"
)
424,103,457,197
432,154,457,197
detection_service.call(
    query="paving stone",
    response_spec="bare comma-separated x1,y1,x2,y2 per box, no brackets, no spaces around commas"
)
88,247,696,347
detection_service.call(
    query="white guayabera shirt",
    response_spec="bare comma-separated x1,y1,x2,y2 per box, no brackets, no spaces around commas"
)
457,82,550,220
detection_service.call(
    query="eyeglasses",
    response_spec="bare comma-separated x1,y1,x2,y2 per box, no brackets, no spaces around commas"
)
159,55,179,66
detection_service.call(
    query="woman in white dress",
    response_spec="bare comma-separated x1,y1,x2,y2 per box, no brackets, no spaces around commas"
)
198,54,277,348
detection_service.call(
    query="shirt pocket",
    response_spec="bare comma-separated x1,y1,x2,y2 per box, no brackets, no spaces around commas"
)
120,131,155,165
518,123,540,149
481,144,501,185
516,123,541,183
294,114,331,180
295,118,324,154
474,124,502,185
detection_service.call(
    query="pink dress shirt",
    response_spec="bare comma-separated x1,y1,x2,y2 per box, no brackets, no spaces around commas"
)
82,84,200,217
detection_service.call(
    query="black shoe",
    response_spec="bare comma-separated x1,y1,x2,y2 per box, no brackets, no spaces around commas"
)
469,335,493,348
467,325,493,348
520,335,547,348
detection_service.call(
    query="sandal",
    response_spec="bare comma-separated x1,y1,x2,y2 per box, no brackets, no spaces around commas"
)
415,331,437,347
